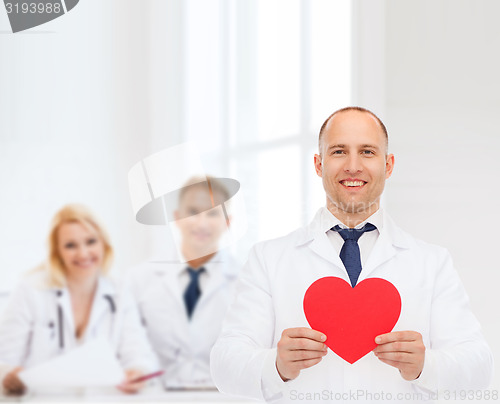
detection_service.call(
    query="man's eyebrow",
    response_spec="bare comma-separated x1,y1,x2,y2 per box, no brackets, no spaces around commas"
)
328,144,381,150
328,144,346,150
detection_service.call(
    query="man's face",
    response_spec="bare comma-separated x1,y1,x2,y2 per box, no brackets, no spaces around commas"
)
314,110,394,218
174,185,229,254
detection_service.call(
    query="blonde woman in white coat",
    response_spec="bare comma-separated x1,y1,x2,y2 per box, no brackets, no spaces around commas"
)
0,204,158,395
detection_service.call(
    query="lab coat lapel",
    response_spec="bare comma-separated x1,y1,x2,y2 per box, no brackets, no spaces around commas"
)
197,270,222,307
358,232,398,282
160,264,185,311
198,252,236,305
307,232,345,271
147,250,187,311
358,213,412,283
302,209,347,279
199,267,231,308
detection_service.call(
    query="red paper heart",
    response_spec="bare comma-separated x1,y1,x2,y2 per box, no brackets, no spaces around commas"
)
303,277,401,364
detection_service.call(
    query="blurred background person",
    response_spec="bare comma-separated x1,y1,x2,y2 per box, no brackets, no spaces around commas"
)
0,204,159,396
128,176,240,389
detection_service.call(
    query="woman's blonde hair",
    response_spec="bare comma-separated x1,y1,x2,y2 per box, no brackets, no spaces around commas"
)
46,204,113,287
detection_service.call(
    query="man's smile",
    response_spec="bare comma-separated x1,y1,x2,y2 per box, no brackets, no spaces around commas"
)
340,179,367,188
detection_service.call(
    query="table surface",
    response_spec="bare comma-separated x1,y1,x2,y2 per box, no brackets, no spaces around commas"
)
0,386,256,403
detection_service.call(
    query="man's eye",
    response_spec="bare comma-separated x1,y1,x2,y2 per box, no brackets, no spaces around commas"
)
331,150,344,155
362,150,375,155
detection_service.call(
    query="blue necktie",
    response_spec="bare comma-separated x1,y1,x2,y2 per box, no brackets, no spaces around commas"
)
184,267,205,318
332,223,377,287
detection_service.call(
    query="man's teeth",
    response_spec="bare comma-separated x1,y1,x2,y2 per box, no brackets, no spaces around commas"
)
342,181,365,187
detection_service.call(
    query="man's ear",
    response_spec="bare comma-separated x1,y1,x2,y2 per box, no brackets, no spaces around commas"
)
314,154,323,177
385,154,395,179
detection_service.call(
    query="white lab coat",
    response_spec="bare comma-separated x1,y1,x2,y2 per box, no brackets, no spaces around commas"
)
210,208,494,403
0,269,159,390
128,249,240,388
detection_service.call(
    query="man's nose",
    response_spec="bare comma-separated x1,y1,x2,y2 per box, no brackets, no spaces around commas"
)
344,153,363,173
195,212,211,227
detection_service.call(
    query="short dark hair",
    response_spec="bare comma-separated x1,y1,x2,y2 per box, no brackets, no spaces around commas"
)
318,106,388,154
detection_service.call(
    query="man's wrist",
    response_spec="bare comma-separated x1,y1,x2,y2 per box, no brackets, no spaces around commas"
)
276,361,290,382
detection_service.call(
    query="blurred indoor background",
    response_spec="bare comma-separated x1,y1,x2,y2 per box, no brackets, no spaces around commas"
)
1,1,499,398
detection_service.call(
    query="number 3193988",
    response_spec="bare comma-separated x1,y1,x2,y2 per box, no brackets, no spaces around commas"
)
5,3,62,14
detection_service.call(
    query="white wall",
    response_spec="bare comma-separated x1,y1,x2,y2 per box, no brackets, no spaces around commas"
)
0,0,157,291
355,0,500,396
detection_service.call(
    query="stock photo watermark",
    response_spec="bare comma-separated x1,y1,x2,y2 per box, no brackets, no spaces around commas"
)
3,0,79,33
289,389,499,401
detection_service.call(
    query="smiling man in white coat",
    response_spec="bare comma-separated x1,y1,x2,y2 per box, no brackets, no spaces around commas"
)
210,107,494,403
129,177,240,388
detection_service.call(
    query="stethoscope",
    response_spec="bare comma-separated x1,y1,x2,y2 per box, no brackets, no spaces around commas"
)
50,290,116,349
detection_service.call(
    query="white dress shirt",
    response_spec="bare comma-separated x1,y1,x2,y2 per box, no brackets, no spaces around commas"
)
325,208,383,269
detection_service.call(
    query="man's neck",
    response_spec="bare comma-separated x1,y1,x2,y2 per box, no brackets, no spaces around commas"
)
326,203,380,228
186,253,216,270
182,244,218,269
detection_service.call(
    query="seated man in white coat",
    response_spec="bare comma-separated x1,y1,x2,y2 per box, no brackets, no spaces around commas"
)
129,176,240,389
210,107,494,403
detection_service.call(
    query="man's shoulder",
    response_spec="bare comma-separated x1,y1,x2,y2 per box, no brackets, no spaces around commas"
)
252,226,306,256
385,216,451,261
411,236,452,266
123,259,168,296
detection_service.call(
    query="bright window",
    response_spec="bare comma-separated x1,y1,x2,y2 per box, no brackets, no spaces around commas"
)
182,0,352,253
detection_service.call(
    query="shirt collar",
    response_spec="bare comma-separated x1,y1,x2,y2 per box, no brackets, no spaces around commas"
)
321,206,384,233
298,206,411,249
149,248,237,279
179,250,225,277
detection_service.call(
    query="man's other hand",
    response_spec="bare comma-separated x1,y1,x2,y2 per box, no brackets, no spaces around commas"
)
276,327,328,382
373,330,425,381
